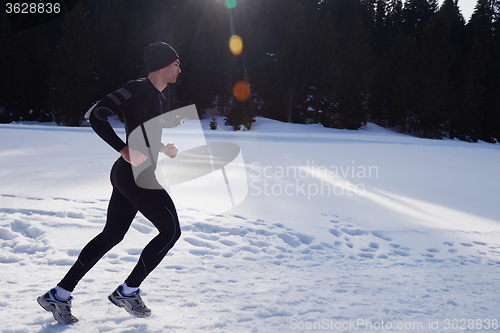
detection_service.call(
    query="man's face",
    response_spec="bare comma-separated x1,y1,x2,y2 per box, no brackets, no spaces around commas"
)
160,60,181,84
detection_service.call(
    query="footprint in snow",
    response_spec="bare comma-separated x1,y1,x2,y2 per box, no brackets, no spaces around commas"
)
10,220,44,239
0,226,15,241
393,250,411,257
184,237,219,250
219,239,238,247
126,248,142,255
195,233,220,241
329,228,342,237
340,228,369,236
164,265,185,270
358,252,375,259
190,249,220,256
371,231,392,241
66,211,85,219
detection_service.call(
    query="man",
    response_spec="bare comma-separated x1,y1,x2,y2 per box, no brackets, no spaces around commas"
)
37,42,182,324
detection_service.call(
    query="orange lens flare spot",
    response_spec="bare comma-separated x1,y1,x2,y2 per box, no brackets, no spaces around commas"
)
233,81,250,102
229,35,243,56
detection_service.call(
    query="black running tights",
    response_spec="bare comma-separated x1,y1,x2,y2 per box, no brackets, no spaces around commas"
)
58,157,181,291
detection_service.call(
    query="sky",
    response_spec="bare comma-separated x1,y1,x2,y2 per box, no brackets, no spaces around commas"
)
457,0,476,22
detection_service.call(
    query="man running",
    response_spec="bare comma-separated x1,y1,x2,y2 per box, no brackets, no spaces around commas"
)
38,42,182,324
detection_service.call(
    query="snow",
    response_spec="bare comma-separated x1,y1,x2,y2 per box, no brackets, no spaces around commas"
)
1,116,500,332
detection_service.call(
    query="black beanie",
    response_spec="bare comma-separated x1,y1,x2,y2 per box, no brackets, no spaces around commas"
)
144,42,179,73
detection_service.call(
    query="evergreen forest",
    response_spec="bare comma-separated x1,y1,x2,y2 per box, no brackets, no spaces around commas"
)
1,0,500,142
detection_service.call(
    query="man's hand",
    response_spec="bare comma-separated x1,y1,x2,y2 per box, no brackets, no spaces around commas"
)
120,146,148,166
161,143,178,158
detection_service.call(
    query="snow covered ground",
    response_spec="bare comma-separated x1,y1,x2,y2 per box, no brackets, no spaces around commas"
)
1,116,499,333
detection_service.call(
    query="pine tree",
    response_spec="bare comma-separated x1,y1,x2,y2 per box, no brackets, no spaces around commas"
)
336,14,373,129
386,30,420,133
311,0,373,129
457,0,495,141
490,0,500,141
210,116,218,130
437,0,466,139
369,0,406,127
49,3,97,126
387,0,404,28
166,0,219,114
374,0,388,51
256,0,312,123
0,8,60,122
94,1,135,100
403,0,438,39
415,0,464,138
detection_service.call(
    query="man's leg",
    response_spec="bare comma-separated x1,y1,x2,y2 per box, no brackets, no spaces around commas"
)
39,184,137,324
124,188,181,287
107,183,181,318
57,187,138,292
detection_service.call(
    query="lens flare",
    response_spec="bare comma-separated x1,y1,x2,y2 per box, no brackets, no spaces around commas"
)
229,35,243,56
233,81,250,102
225,0,237,9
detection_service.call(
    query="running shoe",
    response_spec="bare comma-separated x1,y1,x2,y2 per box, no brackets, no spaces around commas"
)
108,285,151,318
37,288,78,324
